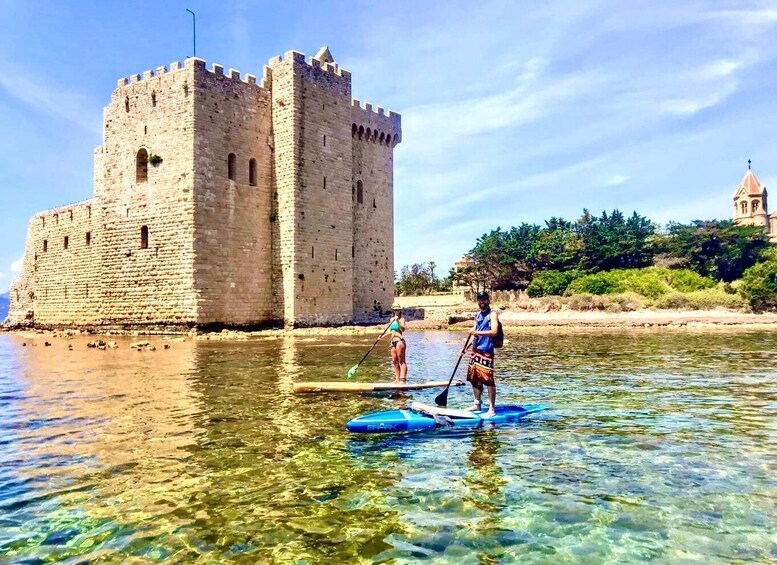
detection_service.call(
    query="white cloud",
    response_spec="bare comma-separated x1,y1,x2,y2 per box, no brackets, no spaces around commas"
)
605,175,630,187
10,258,22,273
0,58,100,134
0,272,4,279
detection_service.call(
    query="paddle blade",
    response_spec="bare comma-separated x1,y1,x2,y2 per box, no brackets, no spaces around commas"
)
434,388,448,407
347,365,358,379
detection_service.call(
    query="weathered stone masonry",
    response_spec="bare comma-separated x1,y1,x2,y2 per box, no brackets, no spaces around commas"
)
7,47,401,328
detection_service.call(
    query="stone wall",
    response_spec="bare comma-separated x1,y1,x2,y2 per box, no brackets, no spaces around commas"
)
95,60,198,325
8,201,102,326
294,54,354,326
351,101,401,320
191,60,274,325
268,53,301,325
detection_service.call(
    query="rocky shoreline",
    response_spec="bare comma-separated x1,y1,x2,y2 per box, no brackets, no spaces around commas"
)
4,308,777,344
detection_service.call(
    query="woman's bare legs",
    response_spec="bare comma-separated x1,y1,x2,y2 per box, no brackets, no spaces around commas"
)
397,340,408,382
390,344,401,383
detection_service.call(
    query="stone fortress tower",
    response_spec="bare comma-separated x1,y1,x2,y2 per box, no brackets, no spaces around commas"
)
732,161,777,242
6,47,401,328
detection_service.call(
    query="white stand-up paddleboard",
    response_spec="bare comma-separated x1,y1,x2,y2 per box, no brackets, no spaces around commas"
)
292,380,465,394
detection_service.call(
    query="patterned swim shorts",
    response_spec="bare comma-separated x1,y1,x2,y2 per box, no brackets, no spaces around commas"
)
466,350,495,390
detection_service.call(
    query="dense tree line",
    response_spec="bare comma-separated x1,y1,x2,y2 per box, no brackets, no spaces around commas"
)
394,262,452,296
451,210,771,292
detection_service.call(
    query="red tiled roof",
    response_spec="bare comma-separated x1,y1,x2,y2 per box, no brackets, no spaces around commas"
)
739,169,765,195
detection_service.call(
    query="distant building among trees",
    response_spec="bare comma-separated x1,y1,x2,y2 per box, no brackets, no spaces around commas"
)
733,161,777,242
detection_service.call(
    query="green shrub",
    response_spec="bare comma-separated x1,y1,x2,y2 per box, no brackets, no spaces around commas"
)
622,270,667,299
526,269,583,297
665,269,716,293
566,271,626,295
685,287,745,310
566,268,669,298
739,259,777,312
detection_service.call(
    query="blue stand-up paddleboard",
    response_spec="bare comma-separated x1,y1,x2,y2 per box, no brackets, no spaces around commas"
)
346,400,547,434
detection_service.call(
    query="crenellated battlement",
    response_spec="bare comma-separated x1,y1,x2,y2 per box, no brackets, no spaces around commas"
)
115,58,264,90
351,98,401,121
351,98,402,146
116,60,185,88
267,50,352,80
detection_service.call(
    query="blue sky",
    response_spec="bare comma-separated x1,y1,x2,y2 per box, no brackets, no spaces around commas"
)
2,0,777,292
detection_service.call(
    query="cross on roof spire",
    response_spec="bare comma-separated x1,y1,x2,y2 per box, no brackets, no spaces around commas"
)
748,159,752,170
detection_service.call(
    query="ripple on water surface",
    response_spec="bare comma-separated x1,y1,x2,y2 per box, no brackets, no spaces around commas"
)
0,330,775,563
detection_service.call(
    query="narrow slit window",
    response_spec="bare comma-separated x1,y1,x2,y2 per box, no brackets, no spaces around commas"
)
86,232,91,246
125,96,130,112
323,134,326,147
228,153,236,181
249,158,257,186
323,176,326,190
151,91,157,107
335,249,339,261
136,148,149,183
140,225,149,249
312,246,315,258
43,240,48,252
357,180,364,204
64,236,69,250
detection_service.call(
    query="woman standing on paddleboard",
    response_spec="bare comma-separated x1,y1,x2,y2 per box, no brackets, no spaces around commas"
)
386,305,408,383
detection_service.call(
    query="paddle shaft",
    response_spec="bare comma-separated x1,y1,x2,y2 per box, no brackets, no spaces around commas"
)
354,323,392,368
435,334,472,406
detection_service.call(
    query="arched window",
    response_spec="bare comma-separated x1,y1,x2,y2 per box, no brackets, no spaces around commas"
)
366,128,372,141
741,201,747,214
753,200,760,212
136,148,149,183
249,158,257,186
357,180,364,204
352,123,357,137
228,153,236,181
140,225,149,249
379,132,385,145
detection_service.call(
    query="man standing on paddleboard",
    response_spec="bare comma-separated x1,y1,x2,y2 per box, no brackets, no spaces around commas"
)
462,291,500,417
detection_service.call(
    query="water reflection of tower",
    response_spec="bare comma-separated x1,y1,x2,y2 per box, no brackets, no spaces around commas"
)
465,429,507,511
5,335,206,533
464,429,508,561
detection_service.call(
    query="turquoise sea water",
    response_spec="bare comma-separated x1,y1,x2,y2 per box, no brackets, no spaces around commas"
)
0,330,775,563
